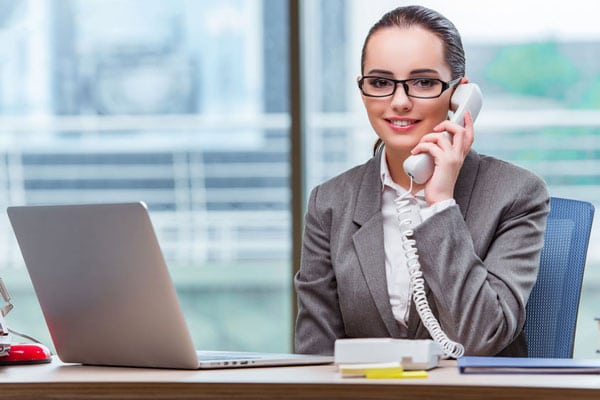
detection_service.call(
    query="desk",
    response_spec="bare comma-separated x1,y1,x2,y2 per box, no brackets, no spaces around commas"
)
0,358,599,400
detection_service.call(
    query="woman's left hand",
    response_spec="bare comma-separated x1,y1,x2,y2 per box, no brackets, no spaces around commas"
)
410,110,475,205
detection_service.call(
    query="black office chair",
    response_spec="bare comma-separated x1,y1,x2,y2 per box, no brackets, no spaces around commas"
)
524,196,595,358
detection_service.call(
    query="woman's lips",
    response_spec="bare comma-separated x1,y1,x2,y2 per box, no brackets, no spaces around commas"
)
386,118,419,131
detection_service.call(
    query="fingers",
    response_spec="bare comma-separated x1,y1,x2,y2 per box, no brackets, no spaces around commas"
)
461,111,475,151
409,111,475,166
430,111,474,155
410,131,452,154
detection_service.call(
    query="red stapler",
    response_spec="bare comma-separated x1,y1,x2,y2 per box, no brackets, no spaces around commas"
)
0,343,52,365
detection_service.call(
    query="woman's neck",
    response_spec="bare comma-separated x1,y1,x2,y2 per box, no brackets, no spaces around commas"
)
384,149,424,193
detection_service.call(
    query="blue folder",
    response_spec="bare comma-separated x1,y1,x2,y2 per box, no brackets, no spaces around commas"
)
458,356,600,374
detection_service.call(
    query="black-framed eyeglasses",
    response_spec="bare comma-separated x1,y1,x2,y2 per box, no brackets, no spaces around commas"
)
358,76,461,99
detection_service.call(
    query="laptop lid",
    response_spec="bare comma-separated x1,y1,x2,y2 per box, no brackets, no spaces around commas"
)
7,202,332,369
8,202,201,369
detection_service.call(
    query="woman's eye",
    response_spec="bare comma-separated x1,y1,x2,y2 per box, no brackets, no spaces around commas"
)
369,78,392,88
412,78,437,88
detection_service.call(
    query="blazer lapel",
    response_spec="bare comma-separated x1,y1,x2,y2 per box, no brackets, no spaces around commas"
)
351,153,403,338
407,150,481,337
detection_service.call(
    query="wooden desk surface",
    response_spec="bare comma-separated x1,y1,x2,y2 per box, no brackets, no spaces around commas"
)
0,358,599,400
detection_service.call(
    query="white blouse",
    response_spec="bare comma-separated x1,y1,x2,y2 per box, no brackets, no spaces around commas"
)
379,154,455,330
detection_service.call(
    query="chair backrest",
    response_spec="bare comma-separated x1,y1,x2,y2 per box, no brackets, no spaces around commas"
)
524,196,594,358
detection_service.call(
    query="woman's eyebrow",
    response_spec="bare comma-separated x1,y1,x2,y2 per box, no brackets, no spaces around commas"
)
365,69,394,76
365,68,441,77
409,68,439,76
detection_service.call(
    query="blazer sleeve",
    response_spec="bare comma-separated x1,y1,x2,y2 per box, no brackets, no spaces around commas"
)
412,167,549,356
294,185,345,355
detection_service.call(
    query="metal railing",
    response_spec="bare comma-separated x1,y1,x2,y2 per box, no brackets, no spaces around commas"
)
1,110,599,268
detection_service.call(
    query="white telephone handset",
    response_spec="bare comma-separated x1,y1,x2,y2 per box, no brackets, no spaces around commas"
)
403,83,483,184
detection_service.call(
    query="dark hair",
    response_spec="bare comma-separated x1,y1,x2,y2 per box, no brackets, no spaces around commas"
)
362,6,466,155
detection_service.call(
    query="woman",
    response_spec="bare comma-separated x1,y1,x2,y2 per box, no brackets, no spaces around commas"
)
294,5,549,357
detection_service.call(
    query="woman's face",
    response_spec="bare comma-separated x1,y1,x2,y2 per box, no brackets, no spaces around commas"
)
361,26,454,156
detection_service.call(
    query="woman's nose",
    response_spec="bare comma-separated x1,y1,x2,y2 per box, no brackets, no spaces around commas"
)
390,84,412,111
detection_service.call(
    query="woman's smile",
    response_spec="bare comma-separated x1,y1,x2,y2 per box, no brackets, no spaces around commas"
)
385,117,420,132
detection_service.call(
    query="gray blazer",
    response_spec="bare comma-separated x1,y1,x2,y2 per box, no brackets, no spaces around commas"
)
294,150,549,356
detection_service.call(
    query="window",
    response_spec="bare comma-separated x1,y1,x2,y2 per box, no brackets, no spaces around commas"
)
2,0,597,358
0,0,291,353
302,0,600,357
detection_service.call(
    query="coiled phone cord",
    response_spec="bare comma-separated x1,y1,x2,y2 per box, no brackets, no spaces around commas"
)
394,179,465,359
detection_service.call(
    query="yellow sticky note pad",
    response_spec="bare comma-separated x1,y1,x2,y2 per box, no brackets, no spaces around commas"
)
363,367,404,378
338,362,428,379
366,369,428,379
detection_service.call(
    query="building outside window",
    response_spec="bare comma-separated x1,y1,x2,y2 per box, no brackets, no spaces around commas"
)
0,0,293,353
0,0,598,357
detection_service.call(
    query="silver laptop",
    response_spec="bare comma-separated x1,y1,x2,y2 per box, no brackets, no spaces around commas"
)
7,202,333,369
